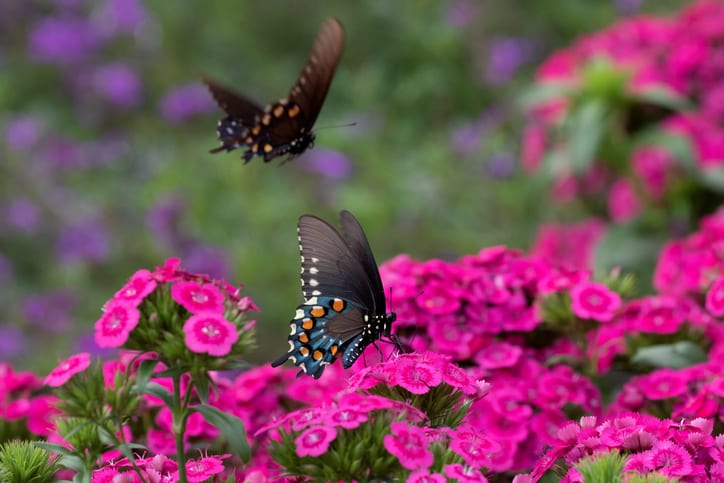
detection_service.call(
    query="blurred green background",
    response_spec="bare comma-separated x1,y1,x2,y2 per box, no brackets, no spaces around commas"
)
0,0,689,371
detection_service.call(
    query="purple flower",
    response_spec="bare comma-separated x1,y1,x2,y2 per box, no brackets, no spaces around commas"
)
297,148,353,180
486,152,515,179
96,0,148,36
146,194,186,248
158,83,215,123
5,116,41,152
92,62,141,108
28,16,101,65
445,0,479,28
614,0,643,16
0,325,28,358
485,36,535,84
3,198,40,233
22,290,76,333
181,244,230,280
56,218,110,264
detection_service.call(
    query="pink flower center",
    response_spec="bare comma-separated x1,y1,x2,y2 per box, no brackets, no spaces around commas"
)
193,292,210,304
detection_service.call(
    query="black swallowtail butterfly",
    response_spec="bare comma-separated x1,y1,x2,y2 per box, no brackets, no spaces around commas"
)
205,18,344,163
271,211,397,379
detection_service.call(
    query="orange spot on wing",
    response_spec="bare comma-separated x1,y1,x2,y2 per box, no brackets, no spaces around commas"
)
299,347,310,356
301,318,314,330
262,114,271,126
310,306,326,318
330,345,338,356
273,106,284,118
331,298,345,312
288,105,300,118
313,350,323,361
252,126,261,136
298,333,309,343
263,144,273,153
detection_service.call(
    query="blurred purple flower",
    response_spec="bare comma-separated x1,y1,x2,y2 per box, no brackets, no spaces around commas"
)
4,198,41,233
56,218,110,264
95,0,148,36
92,62,142,109
181,244,230,280
0,253,13,284
5,116,41,152
614,0,643,16
297,148,353,180
51,0,85,8
75,331,115,358
450,108,504,156
28,16,101,65
0,325,28,358
445,0,480,29
485,36,536,85
22,290,76,333
486,152,516,179
146,194,186,248
158,83,215,123
41,138,89,169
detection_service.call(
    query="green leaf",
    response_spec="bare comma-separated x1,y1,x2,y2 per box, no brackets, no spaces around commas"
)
140,382,174,407
518,81,574,109
134,358,161,394
193,374,210,405
627,85,691,111
631,341,708,369
568,99,606,174
593,224,664,277
194,404,250,461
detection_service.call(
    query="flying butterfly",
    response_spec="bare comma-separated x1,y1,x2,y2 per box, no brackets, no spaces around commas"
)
204,18,344,163
272,211,398,379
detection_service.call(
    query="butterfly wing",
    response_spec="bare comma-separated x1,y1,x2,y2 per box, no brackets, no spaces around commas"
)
204,77,264,155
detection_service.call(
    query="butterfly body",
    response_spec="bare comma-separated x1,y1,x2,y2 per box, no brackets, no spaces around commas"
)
272,211,397,379
206,18,344,163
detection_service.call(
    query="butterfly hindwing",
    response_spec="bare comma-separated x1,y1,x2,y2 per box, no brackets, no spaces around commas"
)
206,18,344,163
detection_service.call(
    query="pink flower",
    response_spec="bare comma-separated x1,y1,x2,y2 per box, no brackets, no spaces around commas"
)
182,455,227,483
383,422,434,470
407,469,446,483
450,428,501,467
171,281,225,314
326,408,367,429
392,357,443,394
474,341,522,369
113,269,157,306
444,463,488,482
706,276,724,316
295,425,337,457
94,301,140,348
644,440,693,477
608,178,641,223
521,123,547,172
44,353,91,387
570,281,621,322
415,282,461,315
639,369,688,400
183,312,238,357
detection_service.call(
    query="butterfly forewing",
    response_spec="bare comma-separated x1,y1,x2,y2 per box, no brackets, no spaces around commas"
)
298,215,373,309
203,77,264,119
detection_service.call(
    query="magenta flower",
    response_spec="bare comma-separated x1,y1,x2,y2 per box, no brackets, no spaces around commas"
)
383,422,434,470
44,352,91,387
113,269,157,306
294,425,337,457
444,463,488,482
171,281,225,314
570,281,621,322
182,455,227,483
638,369,688,400
325,408,368,429
183,312,238,357
706,276,724,316
474,341,522,369
391,358,442,394
450,428,501,467
94,301,140,348
643,441,694,477
407,469,446,483
608,178,641,223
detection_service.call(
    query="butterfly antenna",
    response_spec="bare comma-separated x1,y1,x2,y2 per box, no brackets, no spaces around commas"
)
314,121,357,131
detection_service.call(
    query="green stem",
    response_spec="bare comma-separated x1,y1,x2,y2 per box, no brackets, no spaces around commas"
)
172,373,189,483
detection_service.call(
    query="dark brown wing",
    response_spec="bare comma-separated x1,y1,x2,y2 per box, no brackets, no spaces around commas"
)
287,17,344,129
203,76,264,120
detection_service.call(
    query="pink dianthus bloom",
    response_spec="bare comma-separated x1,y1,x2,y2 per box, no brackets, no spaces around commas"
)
171,281,225,314
392,356,443,394
384,422,434,470
444,463,489,482
643,440,693,477
570,281,621,322
183,312,238,357
44,353,91,387
94,301,140,348
113,269,157,306
407,469,446,483
706,276,724,317
295,425,337,457
181,454,228,483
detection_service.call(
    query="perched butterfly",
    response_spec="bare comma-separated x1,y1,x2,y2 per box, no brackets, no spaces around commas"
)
272,211,397,379
204,18,344,163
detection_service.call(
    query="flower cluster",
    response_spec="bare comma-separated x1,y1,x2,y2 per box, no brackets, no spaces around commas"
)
523,0,724,234
525,413,724,482
94,258,257,369
91,453,228,482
